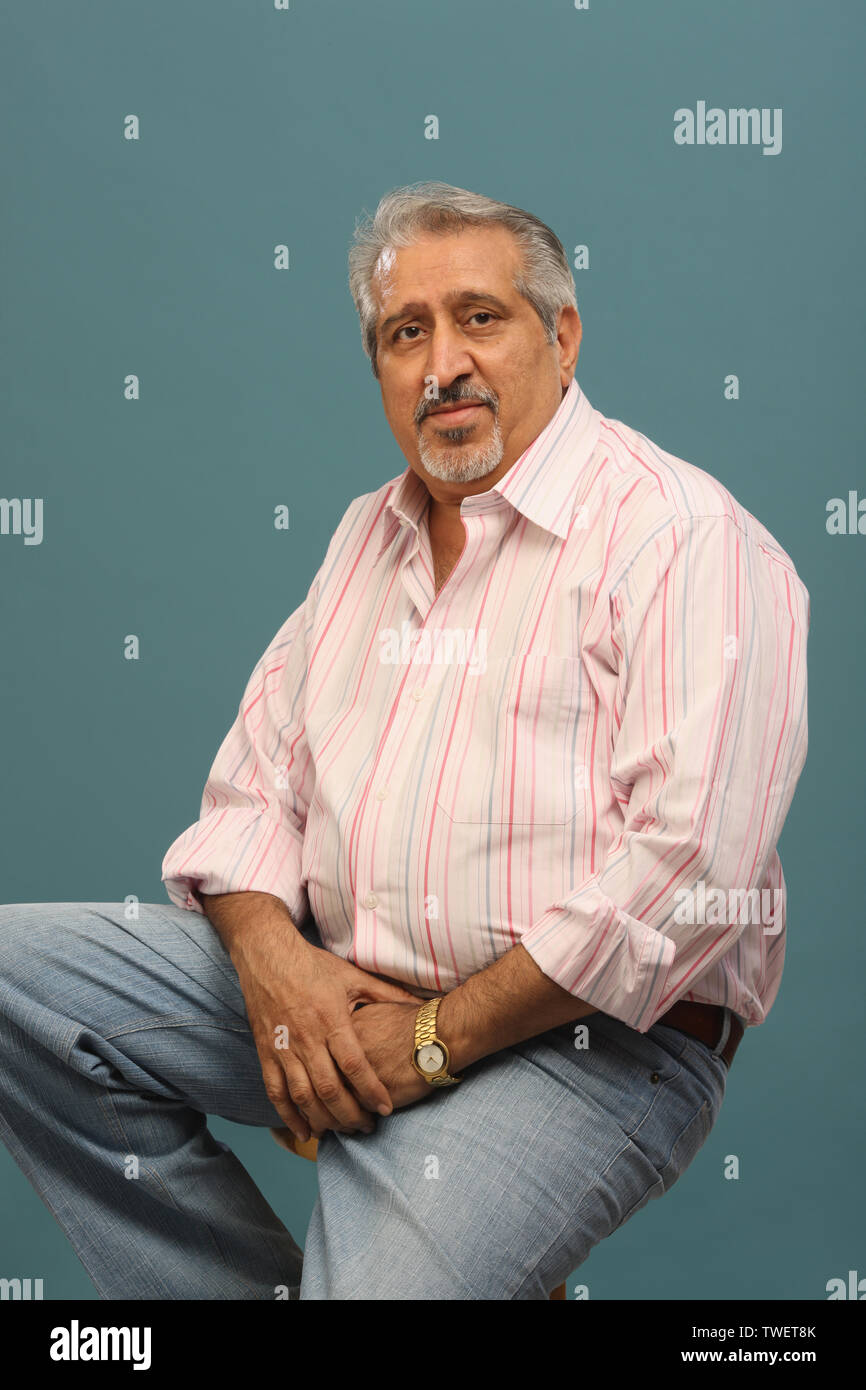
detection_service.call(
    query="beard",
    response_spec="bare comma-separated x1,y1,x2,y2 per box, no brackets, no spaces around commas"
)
416,410,505,483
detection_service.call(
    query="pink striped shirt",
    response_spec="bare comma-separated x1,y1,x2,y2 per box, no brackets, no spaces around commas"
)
162,378,810,1032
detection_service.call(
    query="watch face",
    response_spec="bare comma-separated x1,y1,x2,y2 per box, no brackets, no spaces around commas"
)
417,1042,446,1074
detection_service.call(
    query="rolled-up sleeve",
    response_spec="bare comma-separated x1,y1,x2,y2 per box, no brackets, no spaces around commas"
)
519,513,810,1031
161,568,321,922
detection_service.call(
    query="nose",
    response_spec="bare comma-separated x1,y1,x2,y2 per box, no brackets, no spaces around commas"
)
424,321,479,395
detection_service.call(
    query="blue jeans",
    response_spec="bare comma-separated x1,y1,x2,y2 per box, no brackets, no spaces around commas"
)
0,902,730,1300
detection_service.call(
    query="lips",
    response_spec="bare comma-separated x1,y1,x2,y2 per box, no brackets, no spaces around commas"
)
428,402,484,417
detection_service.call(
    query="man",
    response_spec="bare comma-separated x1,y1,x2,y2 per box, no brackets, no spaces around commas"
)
0,181,809,1300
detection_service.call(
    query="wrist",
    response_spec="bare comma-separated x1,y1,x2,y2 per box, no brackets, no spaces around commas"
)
433,991,473,1074
204,895,307,969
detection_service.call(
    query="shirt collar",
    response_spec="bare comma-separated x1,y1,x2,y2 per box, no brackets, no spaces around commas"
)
374,376,601,562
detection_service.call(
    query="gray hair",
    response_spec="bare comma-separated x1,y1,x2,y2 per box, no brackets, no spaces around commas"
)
347,181,578,379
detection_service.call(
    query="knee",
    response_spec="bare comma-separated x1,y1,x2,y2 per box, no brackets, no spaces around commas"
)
0,901,51,955
0,902,71,984
0,902,123,988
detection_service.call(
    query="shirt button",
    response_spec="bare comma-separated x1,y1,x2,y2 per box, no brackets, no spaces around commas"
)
375,786,388,800
364,892,378,909
412,687,424,701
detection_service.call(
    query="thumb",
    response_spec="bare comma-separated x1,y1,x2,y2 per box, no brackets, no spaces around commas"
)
352,974,426,1005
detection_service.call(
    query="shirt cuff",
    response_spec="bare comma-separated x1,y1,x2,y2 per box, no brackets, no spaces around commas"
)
519,886,678,1033
161,808,309,926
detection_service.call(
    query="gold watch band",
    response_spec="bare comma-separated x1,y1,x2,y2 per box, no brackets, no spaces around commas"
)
412,997,463,1087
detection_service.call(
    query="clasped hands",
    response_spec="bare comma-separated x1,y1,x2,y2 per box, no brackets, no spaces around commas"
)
231,926,440,1145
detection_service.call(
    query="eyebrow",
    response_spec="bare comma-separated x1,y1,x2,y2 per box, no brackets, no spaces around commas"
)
378,289,511,339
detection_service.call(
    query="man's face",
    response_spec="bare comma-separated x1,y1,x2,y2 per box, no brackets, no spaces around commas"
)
372,225,581,498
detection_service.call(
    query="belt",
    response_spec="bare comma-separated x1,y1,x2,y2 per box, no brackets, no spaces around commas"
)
656,1001,744,1069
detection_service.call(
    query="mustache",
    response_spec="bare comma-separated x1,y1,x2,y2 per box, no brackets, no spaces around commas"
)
416,389,497,422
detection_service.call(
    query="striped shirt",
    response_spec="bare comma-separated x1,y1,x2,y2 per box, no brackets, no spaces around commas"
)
162,377,810,1032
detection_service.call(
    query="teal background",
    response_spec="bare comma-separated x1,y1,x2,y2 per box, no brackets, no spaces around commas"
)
1,0,863,1300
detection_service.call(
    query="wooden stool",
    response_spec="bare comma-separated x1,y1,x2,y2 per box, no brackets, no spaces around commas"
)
270,1127,567,1300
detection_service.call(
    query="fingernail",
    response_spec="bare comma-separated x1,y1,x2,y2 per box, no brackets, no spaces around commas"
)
377,1103,392,1116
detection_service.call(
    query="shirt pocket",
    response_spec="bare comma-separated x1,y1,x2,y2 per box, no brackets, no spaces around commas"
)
434,652,586,825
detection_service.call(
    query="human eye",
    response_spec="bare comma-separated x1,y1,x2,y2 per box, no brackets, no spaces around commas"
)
392,310,498,343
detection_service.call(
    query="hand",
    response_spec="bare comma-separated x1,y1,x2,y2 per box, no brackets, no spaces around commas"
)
350,1001,439,1111
229,921,424,1143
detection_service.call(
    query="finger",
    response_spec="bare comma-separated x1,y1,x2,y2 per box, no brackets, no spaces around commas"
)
329,1021,395,1116
281,1056,338,1135
353,976,424,1005
260,1060,312,1143
303,1046,378,1131
283,1055,372,1136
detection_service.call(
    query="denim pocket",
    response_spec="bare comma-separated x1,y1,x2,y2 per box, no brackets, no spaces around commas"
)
681,1033,730,1089
576,1013,685,1142
590,1013,687,1073
657,1099,715,1191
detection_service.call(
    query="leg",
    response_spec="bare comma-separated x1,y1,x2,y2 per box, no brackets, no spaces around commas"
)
299,1011,727,1300
0,901,304,1299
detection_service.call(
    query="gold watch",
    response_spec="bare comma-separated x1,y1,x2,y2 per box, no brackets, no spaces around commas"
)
411,997,463,1087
